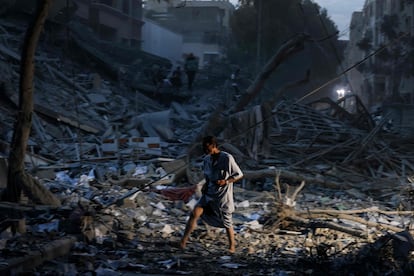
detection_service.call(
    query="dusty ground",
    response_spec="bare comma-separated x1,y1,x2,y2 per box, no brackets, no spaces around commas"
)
12,192,410,276
29,228,408,275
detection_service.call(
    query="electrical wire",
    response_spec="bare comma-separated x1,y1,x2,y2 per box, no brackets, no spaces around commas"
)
224,31,411,144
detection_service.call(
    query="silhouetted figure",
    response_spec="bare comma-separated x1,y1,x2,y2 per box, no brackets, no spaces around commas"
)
170,66,183,93
184,53,198,91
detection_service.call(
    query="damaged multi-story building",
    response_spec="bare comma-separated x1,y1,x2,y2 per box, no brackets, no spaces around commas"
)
343,0,414,136
344,0,414,110
143,0,235,67
72,0,143,46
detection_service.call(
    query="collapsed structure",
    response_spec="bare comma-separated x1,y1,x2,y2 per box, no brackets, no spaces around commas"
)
0,5,414,275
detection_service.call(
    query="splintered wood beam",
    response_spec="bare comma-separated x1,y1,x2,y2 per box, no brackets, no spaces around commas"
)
242,168,346,189
294,212,405,234
289,215,367,238
342,113,391,163
0,236,77,274
291,138,357,166
0,201,57,215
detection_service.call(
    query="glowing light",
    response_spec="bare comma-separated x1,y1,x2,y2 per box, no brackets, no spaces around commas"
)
336,89,346,98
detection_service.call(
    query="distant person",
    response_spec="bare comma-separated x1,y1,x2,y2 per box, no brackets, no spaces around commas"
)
150,64,162,87
184,53,198,91
180,135,243,253
151,64,169,95
170,66,183,93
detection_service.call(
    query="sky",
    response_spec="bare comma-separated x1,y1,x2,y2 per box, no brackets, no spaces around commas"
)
230,0,366,40
313,0,365,39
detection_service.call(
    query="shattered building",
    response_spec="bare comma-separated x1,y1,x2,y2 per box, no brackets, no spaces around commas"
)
72,0,143,47
144,0,235,68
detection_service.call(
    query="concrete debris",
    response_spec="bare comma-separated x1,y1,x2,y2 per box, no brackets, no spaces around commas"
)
1,12,414,276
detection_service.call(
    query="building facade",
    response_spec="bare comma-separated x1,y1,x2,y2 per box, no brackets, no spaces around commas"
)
73,0,143,47
344,0,414,111
141,17,183,65
144,0,235,68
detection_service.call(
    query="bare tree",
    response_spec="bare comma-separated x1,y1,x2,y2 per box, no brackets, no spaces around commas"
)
187,33,308,158
4,0,60,207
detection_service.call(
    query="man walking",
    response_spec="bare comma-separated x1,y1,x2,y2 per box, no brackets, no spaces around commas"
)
180,136,243,253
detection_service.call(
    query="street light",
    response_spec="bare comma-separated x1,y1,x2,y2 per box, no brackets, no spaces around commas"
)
336,88,346,98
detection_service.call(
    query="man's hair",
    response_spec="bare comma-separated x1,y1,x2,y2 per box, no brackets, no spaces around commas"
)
202,136,217,153
202,136,217,147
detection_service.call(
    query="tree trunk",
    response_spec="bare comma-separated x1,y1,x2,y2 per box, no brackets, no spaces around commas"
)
231,33,308,113
187,34,308,157
4,0,60,207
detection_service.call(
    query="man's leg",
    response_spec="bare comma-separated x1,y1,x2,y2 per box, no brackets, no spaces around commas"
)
226,226,236,253
180,206,203,249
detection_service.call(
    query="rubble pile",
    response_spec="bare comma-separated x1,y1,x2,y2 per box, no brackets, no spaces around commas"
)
0,12,414,275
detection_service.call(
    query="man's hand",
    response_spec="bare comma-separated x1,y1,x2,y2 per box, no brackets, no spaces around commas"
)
217,179,228,186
